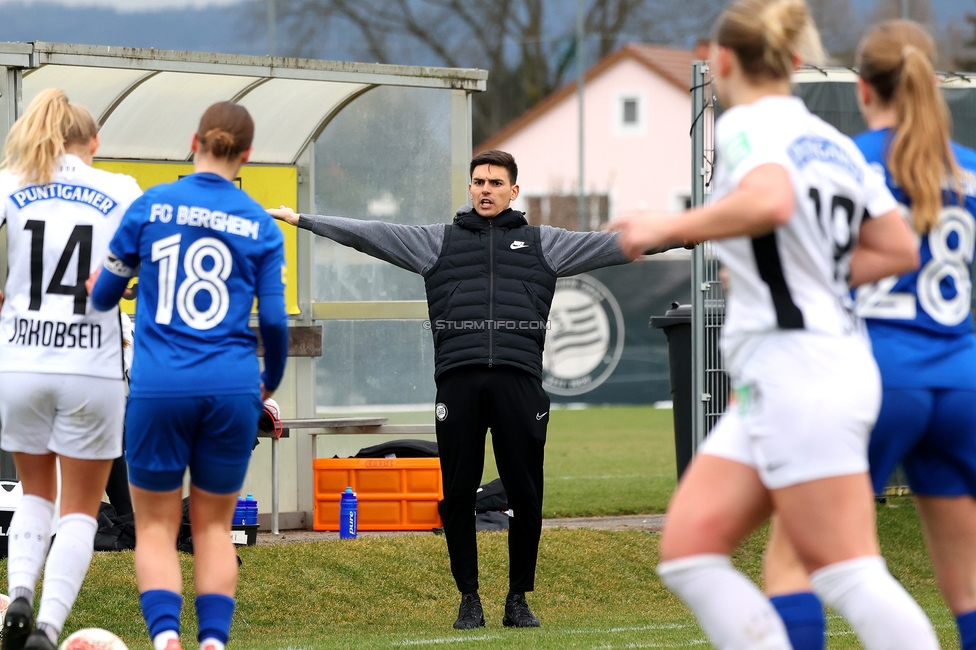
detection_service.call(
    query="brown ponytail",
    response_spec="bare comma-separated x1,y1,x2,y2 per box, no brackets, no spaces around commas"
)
857,20,961,234
1,88,98,186
196,102,254,160
714,0,824,82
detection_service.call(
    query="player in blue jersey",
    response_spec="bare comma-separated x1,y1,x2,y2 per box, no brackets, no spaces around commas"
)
764,20,976,650
88,102,288,650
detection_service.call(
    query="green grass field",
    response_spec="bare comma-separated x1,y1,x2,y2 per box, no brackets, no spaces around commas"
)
1,407,959,648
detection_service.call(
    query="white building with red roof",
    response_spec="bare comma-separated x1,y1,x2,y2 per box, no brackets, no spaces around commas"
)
478,43,700,228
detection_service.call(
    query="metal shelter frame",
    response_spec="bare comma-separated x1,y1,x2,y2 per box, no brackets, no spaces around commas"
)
0,42,487,523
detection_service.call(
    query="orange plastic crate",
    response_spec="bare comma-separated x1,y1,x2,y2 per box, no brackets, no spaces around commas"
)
313,458,444,531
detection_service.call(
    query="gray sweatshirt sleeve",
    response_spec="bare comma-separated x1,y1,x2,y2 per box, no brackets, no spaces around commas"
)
297,214,446,275
540,227,632,277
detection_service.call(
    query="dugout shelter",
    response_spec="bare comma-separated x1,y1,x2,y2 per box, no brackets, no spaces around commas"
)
689,62,976,450
0,42,487,526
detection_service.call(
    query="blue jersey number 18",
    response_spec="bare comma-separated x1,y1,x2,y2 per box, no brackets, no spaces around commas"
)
150,233,233,330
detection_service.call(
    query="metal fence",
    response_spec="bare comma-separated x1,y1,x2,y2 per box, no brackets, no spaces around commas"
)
690,61,729,450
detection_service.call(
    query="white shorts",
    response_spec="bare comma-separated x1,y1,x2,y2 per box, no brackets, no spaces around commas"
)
0,372,125,460
700,332,881,490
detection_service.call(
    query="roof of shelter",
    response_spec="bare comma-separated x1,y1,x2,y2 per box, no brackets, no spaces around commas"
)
792,65,976,85
477,43,696,152
0,42,487,165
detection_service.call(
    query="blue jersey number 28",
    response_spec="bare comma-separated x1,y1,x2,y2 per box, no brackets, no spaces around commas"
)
857,205,976,326
150,234,233,330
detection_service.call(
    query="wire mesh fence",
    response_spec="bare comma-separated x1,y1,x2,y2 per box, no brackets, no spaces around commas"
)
690,61,729,449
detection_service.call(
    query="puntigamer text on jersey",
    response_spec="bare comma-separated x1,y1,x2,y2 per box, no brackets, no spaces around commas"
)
788,136,864,183
149,203,261,239
11,183,118,216
6,318,102,349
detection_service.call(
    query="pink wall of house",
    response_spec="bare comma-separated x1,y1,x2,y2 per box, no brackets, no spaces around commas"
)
493,56,692,219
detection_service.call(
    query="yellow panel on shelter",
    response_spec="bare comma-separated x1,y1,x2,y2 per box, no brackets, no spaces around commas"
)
92,160,299,315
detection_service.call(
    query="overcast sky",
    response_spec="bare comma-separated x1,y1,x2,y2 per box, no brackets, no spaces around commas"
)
0,0,245,10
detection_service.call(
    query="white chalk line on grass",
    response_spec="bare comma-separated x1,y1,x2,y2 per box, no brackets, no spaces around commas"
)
565,624,693,635
388,624,700,648
590,640,708,649
390,634,499,647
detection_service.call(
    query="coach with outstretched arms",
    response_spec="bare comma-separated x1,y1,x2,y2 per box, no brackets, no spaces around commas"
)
270,149,653,631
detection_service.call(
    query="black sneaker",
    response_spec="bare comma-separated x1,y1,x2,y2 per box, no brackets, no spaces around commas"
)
22,631,55,650
1,597,34,650
453,592,485,630
502,592,540,628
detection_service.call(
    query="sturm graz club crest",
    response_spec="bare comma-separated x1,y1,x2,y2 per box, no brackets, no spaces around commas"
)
435,403,448,421
542,274,625,396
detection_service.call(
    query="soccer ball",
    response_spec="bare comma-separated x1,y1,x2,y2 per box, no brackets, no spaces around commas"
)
58,629,128,650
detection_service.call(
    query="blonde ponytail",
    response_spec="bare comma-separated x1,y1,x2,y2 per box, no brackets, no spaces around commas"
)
1,88,98,186
716,0,824,81
857,20,961,234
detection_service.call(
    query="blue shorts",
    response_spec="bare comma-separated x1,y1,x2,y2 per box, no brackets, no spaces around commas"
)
125,394,262,494
869,388,976,497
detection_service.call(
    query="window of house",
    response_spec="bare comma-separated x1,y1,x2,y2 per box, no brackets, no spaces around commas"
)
670,189,693,213
622,98,638,125
613,91,646,135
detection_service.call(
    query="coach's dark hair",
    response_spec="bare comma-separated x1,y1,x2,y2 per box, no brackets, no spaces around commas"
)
857,20,961,234
196,102,254,160
470,150,518,185
713,0,823,81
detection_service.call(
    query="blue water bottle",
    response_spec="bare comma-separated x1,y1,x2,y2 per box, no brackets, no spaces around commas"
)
233,495,246,525
245,494,258,525
339,487,358,539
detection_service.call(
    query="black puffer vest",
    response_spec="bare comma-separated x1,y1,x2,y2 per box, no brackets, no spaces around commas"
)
423,208,557,380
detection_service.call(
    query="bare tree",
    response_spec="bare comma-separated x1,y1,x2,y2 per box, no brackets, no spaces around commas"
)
808,0,862,64
245,0,725,143
867,0,933,26
244,0,867,142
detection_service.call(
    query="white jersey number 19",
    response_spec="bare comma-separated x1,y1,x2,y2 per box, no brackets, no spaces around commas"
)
150,234,233,331
808,187,857,282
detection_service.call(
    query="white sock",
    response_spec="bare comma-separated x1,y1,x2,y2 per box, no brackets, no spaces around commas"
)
199,638,224,650
35,513,98,638
657,554,791,650
153,630,180,650
810,555,939,650
7,495,55,602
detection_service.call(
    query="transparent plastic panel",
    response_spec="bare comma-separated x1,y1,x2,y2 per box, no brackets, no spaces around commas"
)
23,66,151,124
97,72,260,160
237,79,368,164
313,85,452,302
316,321,436,410
312,86,453,408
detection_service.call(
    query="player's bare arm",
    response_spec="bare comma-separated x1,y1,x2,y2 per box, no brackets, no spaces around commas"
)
848,208,920,287
609,163,794,259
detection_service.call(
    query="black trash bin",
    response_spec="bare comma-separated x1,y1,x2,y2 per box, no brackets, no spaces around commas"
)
650,303,693,480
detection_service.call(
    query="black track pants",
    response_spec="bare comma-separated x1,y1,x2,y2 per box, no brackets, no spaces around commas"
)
435,365,550,595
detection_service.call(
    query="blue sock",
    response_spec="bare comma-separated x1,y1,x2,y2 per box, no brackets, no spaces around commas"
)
957,609,976,650
770,591,825,650
140,590,182,637
195,594,235,644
